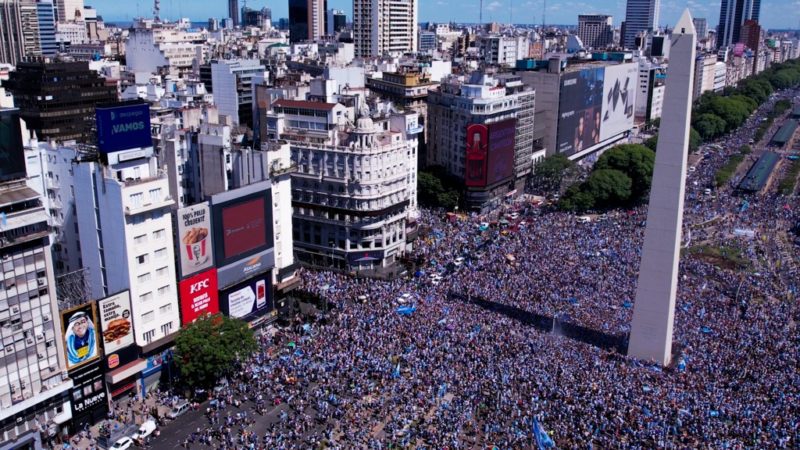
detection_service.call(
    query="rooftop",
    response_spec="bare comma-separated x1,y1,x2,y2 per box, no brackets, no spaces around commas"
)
273,99,337,111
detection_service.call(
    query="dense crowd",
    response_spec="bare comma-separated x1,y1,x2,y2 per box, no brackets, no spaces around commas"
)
161,91,800,449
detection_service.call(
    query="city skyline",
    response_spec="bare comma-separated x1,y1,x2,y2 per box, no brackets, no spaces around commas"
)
85,0,799,30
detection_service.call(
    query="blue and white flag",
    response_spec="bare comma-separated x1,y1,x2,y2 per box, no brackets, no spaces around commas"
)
533,419,556,449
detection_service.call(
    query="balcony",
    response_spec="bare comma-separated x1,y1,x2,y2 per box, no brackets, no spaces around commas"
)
124,195,174,216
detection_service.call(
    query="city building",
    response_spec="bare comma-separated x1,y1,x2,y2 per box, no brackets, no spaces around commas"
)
242,7,271,28
228,0,239,27
326,9,345,35
210,59,267,128
480,35,530,66
427,73,535,209
692,17,707,40
353,0,418,58
125,19,210,76
266,99,419,275
4,60,117,143
289,0,325,43
36,0,57,57
0,108,74,450
38,102,182,399
693,53,717,100
54,0,82,21
0,0,25,65
622,0,660,50
740,19,760,51
577,14,614,50
635,59,666,123
517,59,638,160
716,0,760,49
419,31,436,53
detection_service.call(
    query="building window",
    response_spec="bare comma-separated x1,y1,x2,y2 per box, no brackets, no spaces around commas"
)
158,285,170,296
155,248,167,259
137,273,151,284
156,266,168,277
148,188,162,202
142,311,155,323
153,229,166,240
159,303,172,314
139,291,153,302
134,234,147,245
137,254,148,265
143,329,155,343
129,192,144,207
160,322,173,335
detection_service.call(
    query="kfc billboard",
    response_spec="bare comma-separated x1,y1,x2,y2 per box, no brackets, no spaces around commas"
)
61,302,101,371
98,291,134,354
179,269,220,325
177,202,214,279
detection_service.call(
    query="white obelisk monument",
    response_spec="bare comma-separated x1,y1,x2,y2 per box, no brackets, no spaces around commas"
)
628,10,696,366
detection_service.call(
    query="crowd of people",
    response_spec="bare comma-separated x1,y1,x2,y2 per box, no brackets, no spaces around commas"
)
154,91,800,449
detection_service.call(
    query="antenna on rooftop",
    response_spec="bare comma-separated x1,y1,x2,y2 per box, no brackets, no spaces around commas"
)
479,0,483,28
154,0,161,21
542,0,546,29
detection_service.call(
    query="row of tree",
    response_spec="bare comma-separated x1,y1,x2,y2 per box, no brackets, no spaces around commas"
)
559,144,655,211
693,59,800,141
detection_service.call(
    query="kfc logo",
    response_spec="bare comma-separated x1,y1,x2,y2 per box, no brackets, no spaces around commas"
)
179,269,219,325
190,278,210,294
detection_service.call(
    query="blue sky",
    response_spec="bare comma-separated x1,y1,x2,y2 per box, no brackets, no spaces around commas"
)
91,0,799,29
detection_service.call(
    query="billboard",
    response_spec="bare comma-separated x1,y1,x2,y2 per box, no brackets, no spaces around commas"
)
211,184,274,270
177,203,214,278
486,119,516,185
556,68,604,156
61,302,101,371
217,248,274,288
98,291,134,354
220,272,273,320
0,109,26,182
179,269,220,325
96,103,152,153
600,64,637,141
465,124,488,187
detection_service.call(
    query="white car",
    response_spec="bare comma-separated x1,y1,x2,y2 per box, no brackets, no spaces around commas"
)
111,437,134,450
131,419,157,441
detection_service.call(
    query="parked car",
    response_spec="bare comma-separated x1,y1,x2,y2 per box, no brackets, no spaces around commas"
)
131,420,157,441
111,437,134,450
167,401,190,419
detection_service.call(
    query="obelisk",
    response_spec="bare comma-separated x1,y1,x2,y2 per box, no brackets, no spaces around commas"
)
628,10,696,366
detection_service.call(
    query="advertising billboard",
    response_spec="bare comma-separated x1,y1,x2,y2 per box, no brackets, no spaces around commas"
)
179,269,220,325
177,202,214,279
600,64,637,141
486,119,516,186
98,291,133,354
220,272,273,320
556,68,604,156
211,183,274,270
217,248,274,289
465,124,488,187
95,103,152,153
61,302,101,371
0,109,26,182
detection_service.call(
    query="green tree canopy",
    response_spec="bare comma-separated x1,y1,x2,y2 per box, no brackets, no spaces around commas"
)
694,113,728,141
582,169,633,208
594,144,654,200
531,154,577,194
175,314,258,389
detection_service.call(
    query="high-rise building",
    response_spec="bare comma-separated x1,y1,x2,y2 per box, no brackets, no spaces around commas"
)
0,1,25,65
622,0,660,49
4,60,117,143
210,59,267,128
353,0,418,57
242,6,271,28
692,17,707,39
37,0,57,57
716,0,760,49
54,0,82,22
289,0,324,42
228,0,239,27
427,73,535,208
577,14,614,49
266,99,419,274
740,19,760,51
0,108,73,450
326,8,345,35
126,20,210,76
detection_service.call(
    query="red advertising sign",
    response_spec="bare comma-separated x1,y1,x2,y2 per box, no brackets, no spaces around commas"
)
465,123,489,187
221,198,267,259
179,269,219,325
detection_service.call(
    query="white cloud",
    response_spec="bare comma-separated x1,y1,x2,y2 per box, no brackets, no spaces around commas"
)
486,0,502,11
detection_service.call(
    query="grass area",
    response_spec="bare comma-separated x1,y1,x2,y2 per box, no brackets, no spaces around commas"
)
715,153,746,187
753,100,792,143
778,160,800,195
687,245,751,270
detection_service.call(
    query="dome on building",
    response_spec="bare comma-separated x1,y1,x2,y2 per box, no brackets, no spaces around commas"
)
355,116,374,132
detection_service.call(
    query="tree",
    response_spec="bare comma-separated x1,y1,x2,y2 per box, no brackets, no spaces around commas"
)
689,127,702,152
594,144,654,200
418,171,446,208
559,185,595,211
644,134,659,152
531,154,577,194
582,169,633,208
175,314,257,389
694,113,727,141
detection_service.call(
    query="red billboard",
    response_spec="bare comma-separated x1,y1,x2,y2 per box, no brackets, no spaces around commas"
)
221,197,267,259
179,269,219,325
465,124,488,187
486,119,516,185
